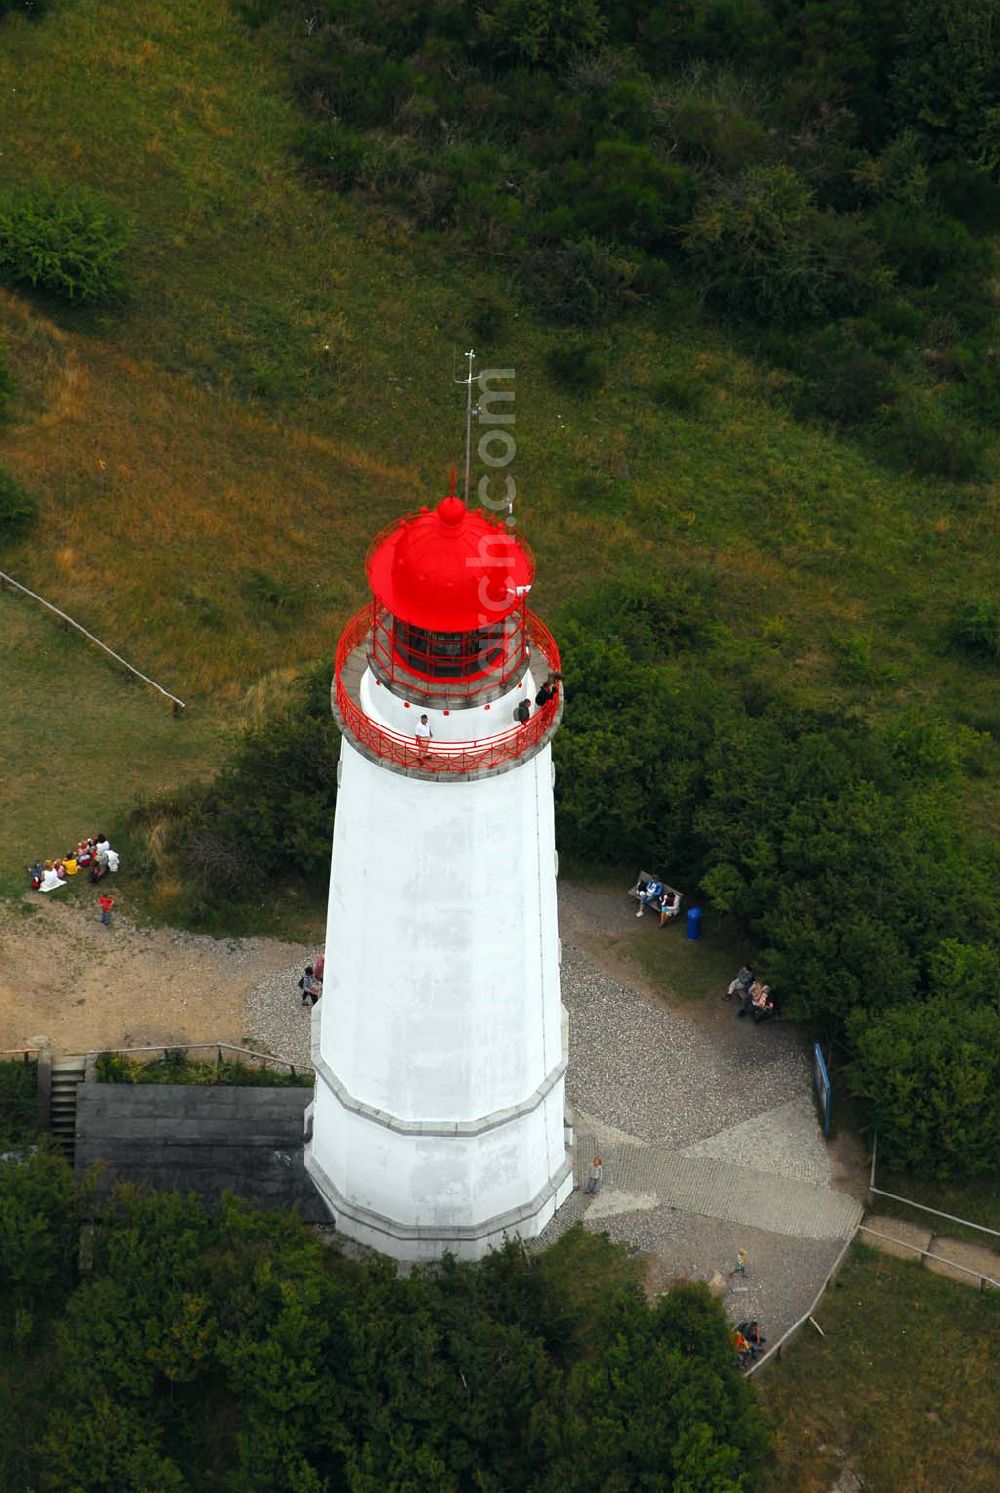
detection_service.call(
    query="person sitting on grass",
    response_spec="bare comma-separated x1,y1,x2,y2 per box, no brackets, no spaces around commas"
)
27,861,43,890
63,851,79,876
39,862,64,893
635,877,663,917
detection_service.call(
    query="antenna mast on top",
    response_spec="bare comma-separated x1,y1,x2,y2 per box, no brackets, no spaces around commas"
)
455,348,477,505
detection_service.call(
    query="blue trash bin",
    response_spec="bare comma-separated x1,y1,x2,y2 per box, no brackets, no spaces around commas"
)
686,906,702,941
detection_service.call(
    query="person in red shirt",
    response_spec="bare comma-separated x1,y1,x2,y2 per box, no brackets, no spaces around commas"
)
98,893,115,926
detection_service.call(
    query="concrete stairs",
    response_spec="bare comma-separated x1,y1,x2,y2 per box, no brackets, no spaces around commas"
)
49,1056,86,1161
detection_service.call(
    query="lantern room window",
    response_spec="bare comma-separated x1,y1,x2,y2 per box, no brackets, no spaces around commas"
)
393,619,507,680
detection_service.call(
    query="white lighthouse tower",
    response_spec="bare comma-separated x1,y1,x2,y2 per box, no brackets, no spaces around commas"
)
304,480,573,1261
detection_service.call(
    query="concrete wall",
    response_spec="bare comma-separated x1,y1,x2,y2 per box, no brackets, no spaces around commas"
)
307,683,572,1259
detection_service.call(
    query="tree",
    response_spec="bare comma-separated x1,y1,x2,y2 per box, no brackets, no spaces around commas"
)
847,999,1000,1175
892,0,1000,168
684,165,889,322
478,0,607,69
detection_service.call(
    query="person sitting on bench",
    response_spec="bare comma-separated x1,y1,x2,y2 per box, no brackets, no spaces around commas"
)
636,877,664,917
751,983,775,1022
727,964,754,999
738,980,766,1017
658,889,679,925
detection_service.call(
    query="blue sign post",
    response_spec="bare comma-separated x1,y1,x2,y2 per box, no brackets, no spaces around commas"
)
812,1043,832,1137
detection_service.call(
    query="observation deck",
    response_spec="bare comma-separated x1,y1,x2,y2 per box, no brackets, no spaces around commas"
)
333,605,563,780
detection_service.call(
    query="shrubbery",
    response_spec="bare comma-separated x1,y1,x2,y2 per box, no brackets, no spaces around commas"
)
0,467,36,544
94,1049,313,1086
684,166,889,323
129,664,338,924
0,184,129,301
258,0,1000,470
847,999,1000,1176
550,580,1000,1171
0,1058,38,1145
544,339,605,394
949,599,1000,663
0,340,12,416
0,1168,769,1490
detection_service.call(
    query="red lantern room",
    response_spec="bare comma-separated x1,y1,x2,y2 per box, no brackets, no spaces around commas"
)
366,490,534,701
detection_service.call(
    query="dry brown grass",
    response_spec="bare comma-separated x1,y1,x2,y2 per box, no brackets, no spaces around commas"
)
1,293,418,697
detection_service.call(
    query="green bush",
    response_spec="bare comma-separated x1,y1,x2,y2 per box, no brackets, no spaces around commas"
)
0,468,37,543
0,185,129,302
544,339,605,394
847,999,1000,1176
519,236,637,325
0,1058,38,1144
878,395,991,480
32,1184,767,1490
0,341,12,416
0,0,52,15
684,166,890,323
873,203,989,287
652,368,711,413
948,599,1000,663
129,664,339,924
565,138,696,251
478,0,606,67
790,325,892,426
293,120,370,189
94,1050,312,1086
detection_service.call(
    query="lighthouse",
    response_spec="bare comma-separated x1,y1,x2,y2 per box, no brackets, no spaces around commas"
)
304,483,573,1261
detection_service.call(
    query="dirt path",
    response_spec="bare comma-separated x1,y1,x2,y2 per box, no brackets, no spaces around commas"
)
0,896,311,1056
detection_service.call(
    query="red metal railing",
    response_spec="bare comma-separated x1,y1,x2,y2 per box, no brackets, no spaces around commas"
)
335,607,561,775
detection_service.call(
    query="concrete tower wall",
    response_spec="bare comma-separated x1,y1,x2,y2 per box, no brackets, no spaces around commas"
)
306,689,573,1258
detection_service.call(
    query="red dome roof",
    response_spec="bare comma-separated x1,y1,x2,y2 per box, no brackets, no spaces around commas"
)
367,496,534,632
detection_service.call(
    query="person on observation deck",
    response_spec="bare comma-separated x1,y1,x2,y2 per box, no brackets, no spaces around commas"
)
535,672,562,708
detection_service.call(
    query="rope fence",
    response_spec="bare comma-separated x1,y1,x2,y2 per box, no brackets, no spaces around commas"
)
856,1224,999,1292
744,1223,860,1377
0,569,185,714
869,1134,1000,1239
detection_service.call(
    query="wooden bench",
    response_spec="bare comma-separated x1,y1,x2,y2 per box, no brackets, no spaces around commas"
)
628,871,683,924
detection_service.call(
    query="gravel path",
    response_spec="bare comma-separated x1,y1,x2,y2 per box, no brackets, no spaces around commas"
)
562,942,810,1148
235,884,862,1346
549,918,862,1339
243,960,315,1069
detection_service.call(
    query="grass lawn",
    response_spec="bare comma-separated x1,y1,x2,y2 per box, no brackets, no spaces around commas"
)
0,0,996,742
623,908,749,1003
762,1245,1000,1493
0,589,227,892
873,1169,1000,1248
0,1,998,910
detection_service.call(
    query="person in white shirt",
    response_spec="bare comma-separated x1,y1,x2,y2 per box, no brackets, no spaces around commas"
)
414,714,432,760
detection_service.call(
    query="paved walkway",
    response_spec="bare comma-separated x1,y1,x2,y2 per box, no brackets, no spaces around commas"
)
543,890,867,1337
573,1132,862,1242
